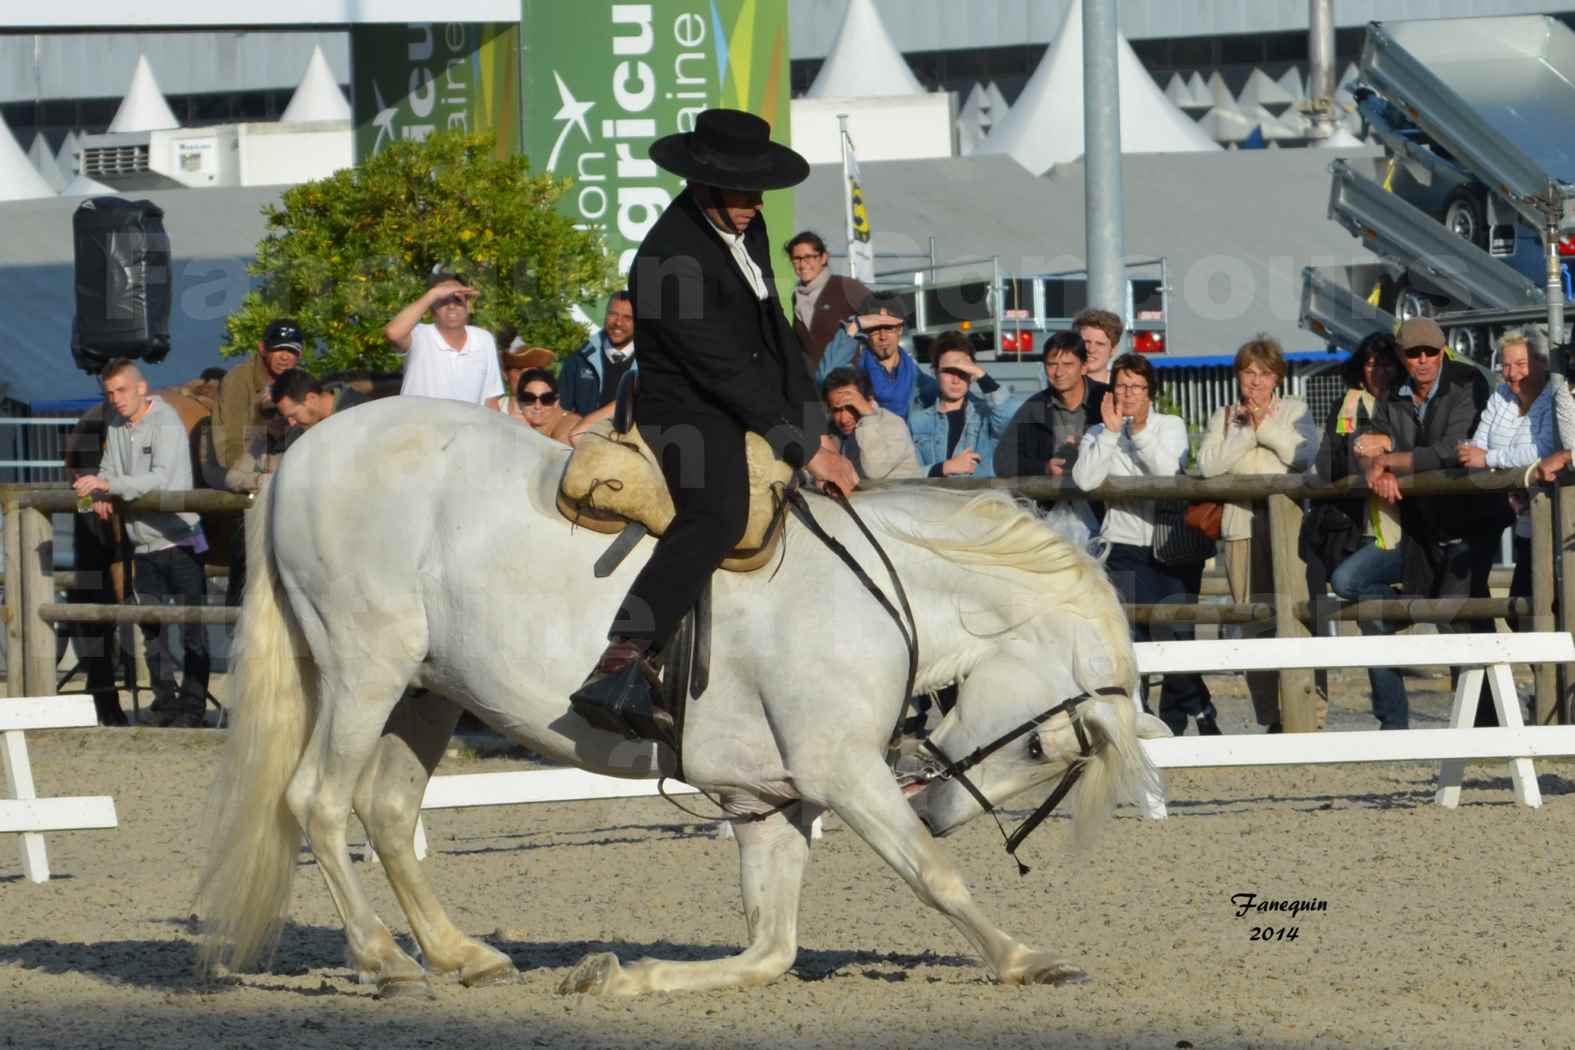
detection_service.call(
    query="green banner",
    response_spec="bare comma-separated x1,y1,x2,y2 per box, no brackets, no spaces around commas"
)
352,22,522,162
521,0,794,274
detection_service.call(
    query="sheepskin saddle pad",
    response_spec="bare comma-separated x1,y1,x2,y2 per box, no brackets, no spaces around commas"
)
556,419,794,572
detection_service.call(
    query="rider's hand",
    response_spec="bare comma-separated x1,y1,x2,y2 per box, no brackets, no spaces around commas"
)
942,449,981,476
806,446,859,495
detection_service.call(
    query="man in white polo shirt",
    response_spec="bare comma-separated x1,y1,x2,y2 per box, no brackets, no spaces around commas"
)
384,272,505,406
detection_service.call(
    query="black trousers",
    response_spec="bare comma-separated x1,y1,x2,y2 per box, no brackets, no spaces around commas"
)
1104,542,1215,734
133,544,211,714
613,416,750,650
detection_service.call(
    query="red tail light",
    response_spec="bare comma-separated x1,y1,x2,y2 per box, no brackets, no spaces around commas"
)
1558,234,1575,257
1001,330,1034,354
1134,330,1165,353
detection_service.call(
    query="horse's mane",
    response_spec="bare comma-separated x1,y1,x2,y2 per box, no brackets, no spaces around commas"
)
863,488,1107,599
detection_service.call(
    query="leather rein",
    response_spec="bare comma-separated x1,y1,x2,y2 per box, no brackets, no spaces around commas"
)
784,483,1124,875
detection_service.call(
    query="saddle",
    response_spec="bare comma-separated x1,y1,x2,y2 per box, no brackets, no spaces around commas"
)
556,418,795,572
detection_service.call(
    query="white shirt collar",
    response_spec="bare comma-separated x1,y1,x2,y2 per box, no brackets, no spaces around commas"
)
704,210,768,300
602,334,635,363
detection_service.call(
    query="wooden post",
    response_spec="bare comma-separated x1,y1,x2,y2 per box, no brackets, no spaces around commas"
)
1558,482,1575,726
1530,488,1558,724
1267,494,1318,732
19,506,55,698
4,498,24,697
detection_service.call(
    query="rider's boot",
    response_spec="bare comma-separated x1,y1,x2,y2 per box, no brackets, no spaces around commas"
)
569,638,674,742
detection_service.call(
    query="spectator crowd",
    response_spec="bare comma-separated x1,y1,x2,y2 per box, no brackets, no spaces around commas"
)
65,232,1571,740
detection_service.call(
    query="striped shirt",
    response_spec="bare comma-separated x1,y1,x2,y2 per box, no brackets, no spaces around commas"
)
1469,381,1557,469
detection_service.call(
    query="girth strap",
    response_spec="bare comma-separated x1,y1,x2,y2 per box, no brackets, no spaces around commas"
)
785,487,919,743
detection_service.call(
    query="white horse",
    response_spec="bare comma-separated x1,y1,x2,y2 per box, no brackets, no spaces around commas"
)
196,397,1166,996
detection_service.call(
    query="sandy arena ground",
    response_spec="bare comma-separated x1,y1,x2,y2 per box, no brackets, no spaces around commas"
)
4,670,1575,1050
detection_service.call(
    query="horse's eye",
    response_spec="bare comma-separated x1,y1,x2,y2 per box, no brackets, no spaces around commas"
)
1028,734,1044,760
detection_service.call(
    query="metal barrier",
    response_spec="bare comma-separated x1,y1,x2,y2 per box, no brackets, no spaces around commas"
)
1,470,1568,734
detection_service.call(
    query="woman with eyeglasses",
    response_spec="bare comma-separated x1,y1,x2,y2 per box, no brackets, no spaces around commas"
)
1198,335,1320,734
1072,353,1218,736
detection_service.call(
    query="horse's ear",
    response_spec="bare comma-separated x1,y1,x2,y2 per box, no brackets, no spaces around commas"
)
1133,712,1173,740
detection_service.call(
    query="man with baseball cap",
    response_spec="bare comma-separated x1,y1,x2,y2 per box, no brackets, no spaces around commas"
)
569,108,858,742
208,317,304,494
1356,317,1507,725
205,317,306,603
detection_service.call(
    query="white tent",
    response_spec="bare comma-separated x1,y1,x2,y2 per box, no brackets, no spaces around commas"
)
281,44,351,122
54,130,80,178
1277,67,1307,103
107,54,180,133
806,0,924,98
60,173,118,196
985,82,1010,122
27,133,65,193
1206,71,1237,109
1166,71,1210,111
976,0,1219,174
0,113,57,202
1239,68,1294,110
1185,72,1210,109
960,83,990,129
1196,106,1254,145
1314,126,1366,149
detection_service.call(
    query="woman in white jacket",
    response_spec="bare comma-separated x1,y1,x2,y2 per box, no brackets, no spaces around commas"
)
1198,336,1321,733
1074,353,1219,736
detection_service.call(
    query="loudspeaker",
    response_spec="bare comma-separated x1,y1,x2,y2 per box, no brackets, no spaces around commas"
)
71,196,172,375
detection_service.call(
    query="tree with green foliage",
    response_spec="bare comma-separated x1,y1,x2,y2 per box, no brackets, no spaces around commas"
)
223,132,617,374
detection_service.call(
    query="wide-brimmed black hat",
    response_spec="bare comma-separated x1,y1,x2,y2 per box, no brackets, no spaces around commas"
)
649,109,809,192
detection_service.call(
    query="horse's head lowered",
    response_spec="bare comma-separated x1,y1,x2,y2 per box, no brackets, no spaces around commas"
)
917,666,1169,856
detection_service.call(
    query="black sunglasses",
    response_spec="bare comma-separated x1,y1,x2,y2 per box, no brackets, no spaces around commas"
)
1403,345,1444,360
517,391,558,406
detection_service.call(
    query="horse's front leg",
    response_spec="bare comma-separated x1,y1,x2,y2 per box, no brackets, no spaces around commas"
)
559,797,817,996
825,757,1088,986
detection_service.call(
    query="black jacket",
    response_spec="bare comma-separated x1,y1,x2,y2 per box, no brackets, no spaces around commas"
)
991,379,1106,478
1368,358,1508,546
627,189,824,467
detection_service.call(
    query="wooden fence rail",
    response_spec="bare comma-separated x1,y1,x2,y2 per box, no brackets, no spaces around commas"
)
3,469,1569,728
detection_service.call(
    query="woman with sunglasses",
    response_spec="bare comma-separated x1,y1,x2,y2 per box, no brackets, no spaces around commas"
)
510,368,582,445
496,342,558,422
1198,335,1320,734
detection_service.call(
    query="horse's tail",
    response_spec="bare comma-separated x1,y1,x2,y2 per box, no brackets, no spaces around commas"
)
195,479,317,975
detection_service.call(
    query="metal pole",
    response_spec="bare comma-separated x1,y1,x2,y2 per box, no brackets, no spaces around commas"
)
838,113,853,280
1531,488,1557,723
1547,222,1566,347
1083,0,1126,321
1308,0,1336,141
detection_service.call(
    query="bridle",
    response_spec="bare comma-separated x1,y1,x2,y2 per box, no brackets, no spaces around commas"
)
919,685,1129,875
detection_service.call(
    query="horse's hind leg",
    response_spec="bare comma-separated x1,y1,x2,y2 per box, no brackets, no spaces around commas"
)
287,666,432,997
354,693,517,987
826,758,1088,986
559,799,818,996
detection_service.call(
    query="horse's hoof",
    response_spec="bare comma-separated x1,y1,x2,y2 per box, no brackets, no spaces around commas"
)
461,959,519,988
557,952,620,996
1029,963,1091,987
376,975,436,1000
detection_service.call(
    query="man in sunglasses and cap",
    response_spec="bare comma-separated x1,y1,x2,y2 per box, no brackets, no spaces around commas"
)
570,108,858,741
1357,317,1507,725
208,317,305,494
